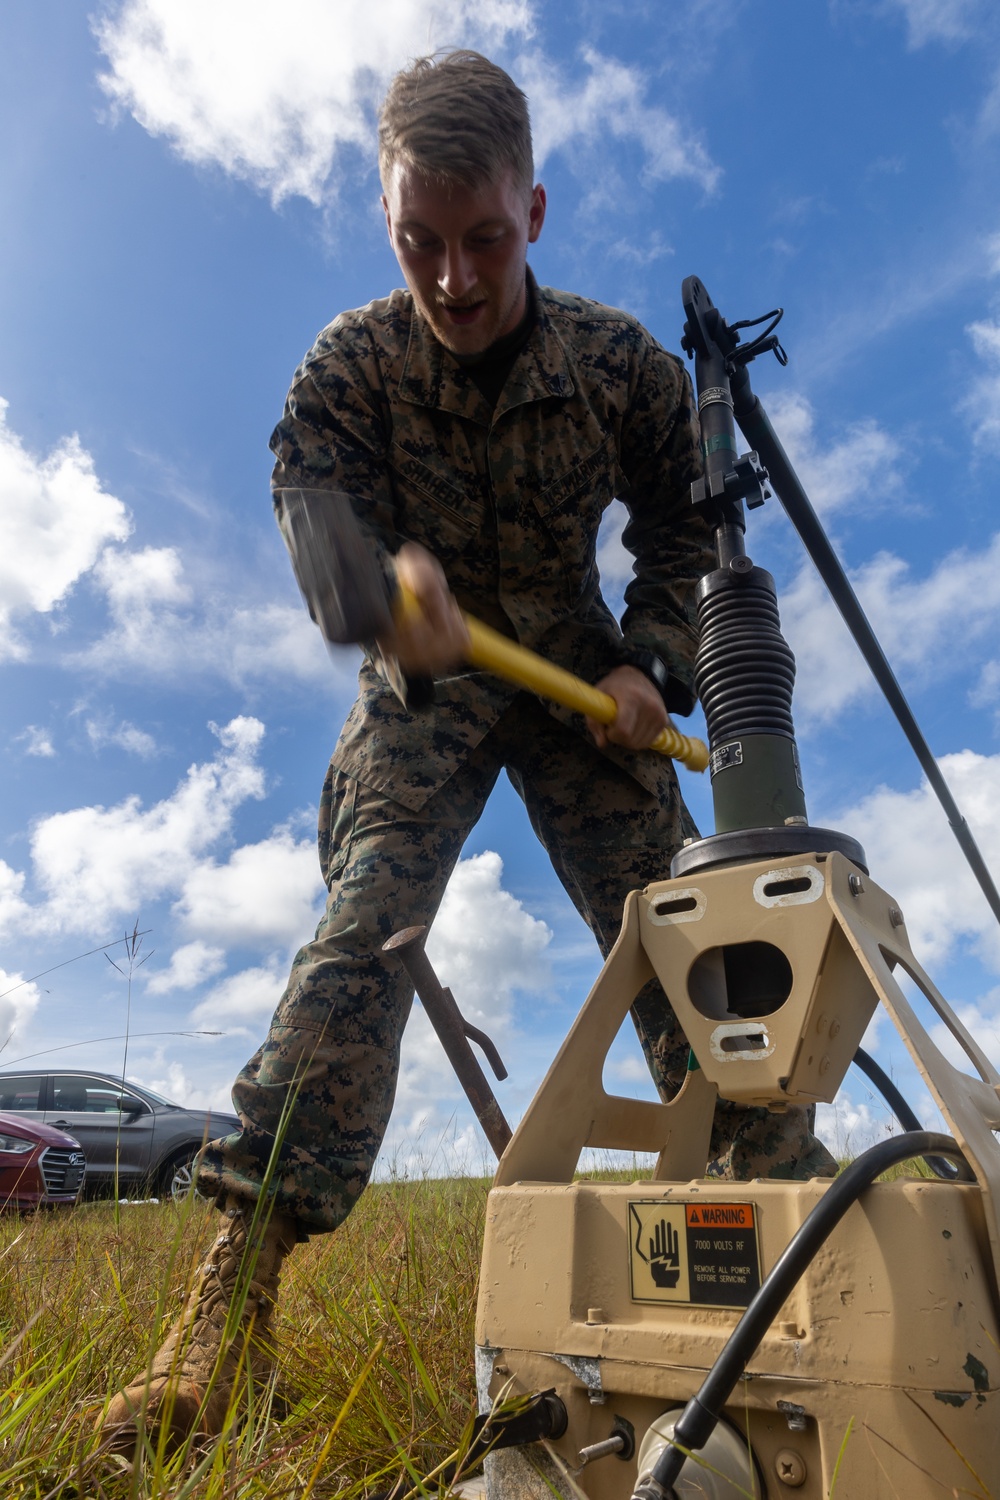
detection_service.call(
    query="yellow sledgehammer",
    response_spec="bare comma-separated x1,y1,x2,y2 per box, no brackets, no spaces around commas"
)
396,581,709,773
279,487,708,773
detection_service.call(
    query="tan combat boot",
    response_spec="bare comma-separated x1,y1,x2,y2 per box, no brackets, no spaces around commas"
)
99,1198,299,1459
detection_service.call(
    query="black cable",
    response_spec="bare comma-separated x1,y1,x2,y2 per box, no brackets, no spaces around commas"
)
729,307,787,365
852,1047,958,1179
631,1131,972,1499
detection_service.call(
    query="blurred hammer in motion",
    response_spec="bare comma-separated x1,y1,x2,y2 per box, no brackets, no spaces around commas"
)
279,486,708,773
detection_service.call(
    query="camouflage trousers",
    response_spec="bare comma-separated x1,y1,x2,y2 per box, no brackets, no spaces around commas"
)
196,694,836,1232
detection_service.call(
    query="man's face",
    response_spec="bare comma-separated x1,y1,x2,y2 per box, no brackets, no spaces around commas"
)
382,164,546,356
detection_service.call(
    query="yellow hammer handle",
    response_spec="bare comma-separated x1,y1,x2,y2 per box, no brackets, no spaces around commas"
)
395,583,708,773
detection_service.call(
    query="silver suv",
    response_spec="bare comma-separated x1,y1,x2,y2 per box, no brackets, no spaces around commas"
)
0,1070,240,1200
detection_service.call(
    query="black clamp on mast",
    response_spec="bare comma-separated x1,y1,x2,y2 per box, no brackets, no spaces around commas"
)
674,277,865,878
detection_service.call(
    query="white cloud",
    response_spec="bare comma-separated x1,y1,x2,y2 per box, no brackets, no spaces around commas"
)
760,392,907,520
189,958,288,1033
78,543,336,689
424,850,553,1021
607,231,674,267
520,46,719,193
971,659,1000,715
392,851,552,1125
138,1059,232,1112
221,602,340,686
95,544,190,617
985,231,1000,276
27,717,267,932
17,726,56,758
94,4,718,219
181,851,555,1156
867,154,906,178
880,4,1000,141
596,500,632,594
146,939,227,995
832,748,1000,973
0,863,32,944
815,1095,899,1160
605,1053,656,1090
592,395,913,721
981,65,1000,136
0,971,42,1056
783,531,1000,722
375,1115,494,1181
94,0,534,206
0,399,130,660
86,715,158,758
929,995,1000,1071
885,0,982,48
962,318,1000,446
0,717,324,1036
174,828,324,948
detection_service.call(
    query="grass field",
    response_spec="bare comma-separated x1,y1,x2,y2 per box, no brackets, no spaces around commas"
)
2,1157,989,1500
0,1176,488,1499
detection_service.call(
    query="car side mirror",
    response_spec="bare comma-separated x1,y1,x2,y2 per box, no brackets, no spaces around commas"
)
116,1094,149,1120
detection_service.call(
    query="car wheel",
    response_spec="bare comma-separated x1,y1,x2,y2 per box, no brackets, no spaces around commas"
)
163,1150,197,1202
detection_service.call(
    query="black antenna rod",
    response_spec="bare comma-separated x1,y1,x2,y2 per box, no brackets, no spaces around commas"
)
730,368,1000,930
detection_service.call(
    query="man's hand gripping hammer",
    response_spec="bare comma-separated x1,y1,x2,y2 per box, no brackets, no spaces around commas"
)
280,487,708,772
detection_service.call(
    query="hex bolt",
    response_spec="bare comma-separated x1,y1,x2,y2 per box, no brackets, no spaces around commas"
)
775,1449,807,1487
889,906,904,927
578,1435,627,1464
849,873,864,896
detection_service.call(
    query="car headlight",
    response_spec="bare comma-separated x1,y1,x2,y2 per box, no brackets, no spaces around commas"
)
0,1133,34,1154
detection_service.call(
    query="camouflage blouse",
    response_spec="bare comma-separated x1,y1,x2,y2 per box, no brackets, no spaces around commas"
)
270,273,714,810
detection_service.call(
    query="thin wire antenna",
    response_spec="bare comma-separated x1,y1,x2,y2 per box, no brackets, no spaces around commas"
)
0,930,154,1001
0,1030,224,1066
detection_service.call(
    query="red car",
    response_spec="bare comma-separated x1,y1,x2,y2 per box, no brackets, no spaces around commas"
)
0,1110,86,1210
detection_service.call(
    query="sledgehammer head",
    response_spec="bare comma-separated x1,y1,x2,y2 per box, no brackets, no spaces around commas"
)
278,487,394,645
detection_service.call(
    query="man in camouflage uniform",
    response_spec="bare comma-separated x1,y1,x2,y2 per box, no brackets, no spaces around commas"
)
101,49,835,1457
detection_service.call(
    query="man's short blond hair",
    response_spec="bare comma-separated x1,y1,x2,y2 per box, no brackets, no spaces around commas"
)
378,51,533,198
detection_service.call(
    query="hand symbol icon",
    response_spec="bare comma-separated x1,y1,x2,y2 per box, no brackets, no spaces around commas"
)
649,1217,681,1288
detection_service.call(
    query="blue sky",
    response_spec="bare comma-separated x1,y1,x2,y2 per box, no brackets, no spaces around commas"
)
3,0,1000,1173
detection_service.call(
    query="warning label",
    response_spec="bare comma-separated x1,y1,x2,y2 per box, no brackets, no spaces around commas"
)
628,1200,761,1309
686,1203,754,1230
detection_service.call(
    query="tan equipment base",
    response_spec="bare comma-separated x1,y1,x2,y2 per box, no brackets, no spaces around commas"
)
476,851,1000,1498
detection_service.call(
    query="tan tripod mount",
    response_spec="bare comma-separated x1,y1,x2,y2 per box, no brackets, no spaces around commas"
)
476,848,1000,1498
